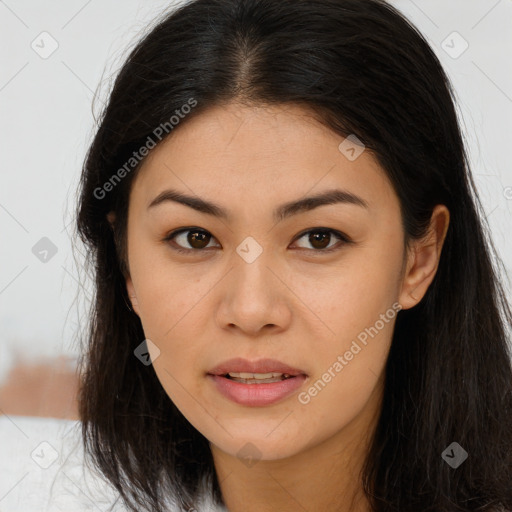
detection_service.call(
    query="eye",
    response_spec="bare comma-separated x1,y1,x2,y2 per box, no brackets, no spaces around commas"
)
163,227,351,255
164,227,220,253
291,228,351,252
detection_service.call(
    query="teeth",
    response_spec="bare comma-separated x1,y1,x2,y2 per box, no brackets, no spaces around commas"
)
224,372,296,384
227,372,291,379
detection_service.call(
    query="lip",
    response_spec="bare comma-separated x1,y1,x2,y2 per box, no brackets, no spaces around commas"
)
207,357,307,377
207,374,308,406
207,358,308,407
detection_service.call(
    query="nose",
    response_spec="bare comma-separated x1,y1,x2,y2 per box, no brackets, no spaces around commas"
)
214,249,293,336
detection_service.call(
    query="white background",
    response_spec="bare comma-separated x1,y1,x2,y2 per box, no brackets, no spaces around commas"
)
1,0,511,384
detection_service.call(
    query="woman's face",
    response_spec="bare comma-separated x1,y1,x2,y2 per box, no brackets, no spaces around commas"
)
122,102,424,461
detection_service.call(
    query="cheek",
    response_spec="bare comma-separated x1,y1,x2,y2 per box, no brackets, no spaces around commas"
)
293,242,402,345
130,250,219,356
132,266,209,412
292,299,393,451
290,244,401,422
136,273,206,360
130,239,202,336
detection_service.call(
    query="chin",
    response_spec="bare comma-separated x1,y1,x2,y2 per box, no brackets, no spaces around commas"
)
208,424,309,462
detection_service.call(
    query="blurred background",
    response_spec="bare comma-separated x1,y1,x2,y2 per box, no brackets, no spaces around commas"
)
0,0,511,422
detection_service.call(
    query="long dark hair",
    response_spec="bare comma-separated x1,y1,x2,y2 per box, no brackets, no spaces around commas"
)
74,0,512,510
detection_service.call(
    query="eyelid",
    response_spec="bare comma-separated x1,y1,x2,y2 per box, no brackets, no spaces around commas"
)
290,228,351,253
163,227,220,253
163,227,352,254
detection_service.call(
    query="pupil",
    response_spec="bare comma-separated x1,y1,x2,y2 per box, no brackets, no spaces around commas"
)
310,231,330,249
188,230,210,249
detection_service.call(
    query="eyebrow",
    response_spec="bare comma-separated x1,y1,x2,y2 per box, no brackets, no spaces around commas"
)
147,187,369,222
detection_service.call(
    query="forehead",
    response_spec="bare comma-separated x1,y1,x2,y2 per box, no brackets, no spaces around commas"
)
129,102,398,217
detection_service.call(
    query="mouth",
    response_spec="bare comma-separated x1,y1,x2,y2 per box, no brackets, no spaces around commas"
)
207,357,307,380
219,372,298,384
206,358,308,406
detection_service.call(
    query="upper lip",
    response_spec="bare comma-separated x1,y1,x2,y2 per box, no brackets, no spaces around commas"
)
207,358,307,376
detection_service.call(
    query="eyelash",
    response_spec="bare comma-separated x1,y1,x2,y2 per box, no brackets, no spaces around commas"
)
162,227,352,255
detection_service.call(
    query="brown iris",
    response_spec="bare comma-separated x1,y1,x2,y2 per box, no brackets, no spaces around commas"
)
187,230,211,249
308,230,331,250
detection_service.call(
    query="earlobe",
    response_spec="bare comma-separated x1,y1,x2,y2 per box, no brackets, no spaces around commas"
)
107,211,116,229
398,205,450,310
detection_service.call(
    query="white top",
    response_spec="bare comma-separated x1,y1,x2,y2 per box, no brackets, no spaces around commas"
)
0,415,228,512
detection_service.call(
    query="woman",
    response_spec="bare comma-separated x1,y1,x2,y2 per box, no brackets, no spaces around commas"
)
75,0,512,510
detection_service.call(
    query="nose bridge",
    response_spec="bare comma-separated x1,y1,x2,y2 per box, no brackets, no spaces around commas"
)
231,236,275,298
216,236,290,332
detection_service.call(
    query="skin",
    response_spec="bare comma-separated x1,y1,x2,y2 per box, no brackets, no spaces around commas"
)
109,102,449,512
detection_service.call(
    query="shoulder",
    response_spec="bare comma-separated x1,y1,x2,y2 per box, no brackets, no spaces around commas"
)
0,415,126,511
0,415,227,512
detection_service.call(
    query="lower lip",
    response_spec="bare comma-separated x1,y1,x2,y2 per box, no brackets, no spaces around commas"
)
207,374,307,406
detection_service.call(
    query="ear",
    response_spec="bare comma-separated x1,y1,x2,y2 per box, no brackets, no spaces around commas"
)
107,211,116,228
398,204,450,310
125,275,141,316
107,210,140,316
